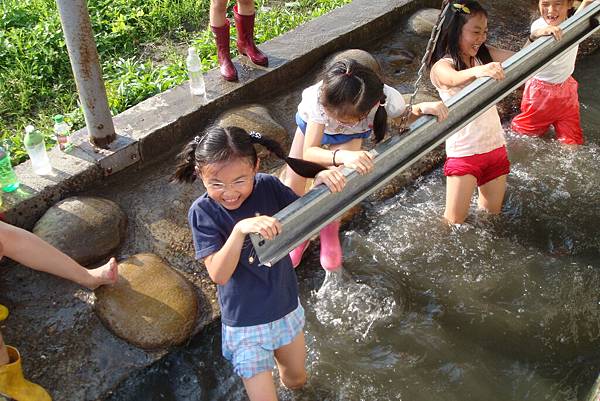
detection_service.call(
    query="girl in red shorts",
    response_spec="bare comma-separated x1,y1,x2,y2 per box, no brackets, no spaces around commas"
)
511,0,598,145
428,1,514,224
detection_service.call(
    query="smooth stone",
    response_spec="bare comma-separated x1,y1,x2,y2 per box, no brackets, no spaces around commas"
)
33,196,127,266
408,8,442,36
94,253,198,350
217,104,289,158
329,48,383,77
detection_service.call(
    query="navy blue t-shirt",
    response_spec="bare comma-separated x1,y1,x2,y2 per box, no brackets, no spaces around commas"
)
188,173,300,327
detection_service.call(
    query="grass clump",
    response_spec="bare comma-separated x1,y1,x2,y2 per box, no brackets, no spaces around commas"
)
0,0,350,164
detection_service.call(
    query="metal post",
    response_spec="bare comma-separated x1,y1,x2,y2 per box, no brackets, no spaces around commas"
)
56,0,116,148
250,2,600,266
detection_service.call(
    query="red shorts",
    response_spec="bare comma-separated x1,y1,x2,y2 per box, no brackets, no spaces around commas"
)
511,76,583,145
444,146,510,187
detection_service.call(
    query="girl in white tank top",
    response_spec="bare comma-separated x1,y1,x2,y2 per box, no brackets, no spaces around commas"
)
428,1,514,224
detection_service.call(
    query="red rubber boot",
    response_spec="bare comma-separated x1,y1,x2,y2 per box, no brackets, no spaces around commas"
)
211,20,238,81
233,5,268,67
319,221,342,271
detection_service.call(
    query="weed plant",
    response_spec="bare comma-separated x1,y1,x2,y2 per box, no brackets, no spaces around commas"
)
0,0,350,164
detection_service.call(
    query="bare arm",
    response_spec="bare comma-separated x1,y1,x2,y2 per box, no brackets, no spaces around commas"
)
392,101,449,125
430,59,505,89
203,216,281,285
302,120,336,166
302,120,374,175
576,0,599,13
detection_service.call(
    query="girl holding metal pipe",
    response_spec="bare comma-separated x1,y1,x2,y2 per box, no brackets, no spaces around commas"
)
285,53,448,271
428,1,514,224
511,0,599,145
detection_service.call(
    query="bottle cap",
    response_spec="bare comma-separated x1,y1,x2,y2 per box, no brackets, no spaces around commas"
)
53,115,64,124
25,125,35,134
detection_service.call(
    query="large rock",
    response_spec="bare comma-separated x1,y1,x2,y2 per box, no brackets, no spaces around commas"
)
217,105,289,158
94,253,199,350
408,8,442,36
329,48,383,78
33,196,127,266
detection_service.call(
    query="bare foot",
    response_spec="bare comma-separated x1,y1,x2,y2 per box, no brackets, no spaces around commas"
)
89,257,119,289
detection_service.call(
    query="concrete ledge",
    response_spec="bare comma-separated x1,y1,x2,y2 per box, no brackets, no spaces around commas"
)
3,0,440,229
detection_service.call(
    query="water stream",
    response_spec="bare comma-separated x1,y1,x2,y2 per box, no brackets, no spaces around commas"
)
105,4,600,401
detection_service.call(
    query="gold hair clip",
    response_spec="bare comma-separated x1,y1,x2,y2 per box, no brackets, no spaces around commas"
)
452,3,471,14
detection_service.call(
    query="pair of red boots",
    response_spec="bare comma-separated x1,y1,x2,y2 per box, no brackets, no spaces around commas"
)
211,6,268,81
290,221,342,272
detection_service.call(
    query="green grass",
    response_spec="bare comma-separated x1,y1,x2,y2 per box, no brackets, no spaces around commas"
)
0,0,351,164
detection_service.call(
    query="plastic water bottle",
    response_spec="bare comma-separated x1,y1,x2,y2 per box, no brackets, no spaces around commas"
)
0,146,19,192
186,47,206,97
53,114,72,151
24,125,52,175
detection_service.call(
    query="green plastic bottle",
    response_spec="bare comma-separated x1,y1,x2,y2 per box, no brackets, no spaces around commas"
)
0,146,19,192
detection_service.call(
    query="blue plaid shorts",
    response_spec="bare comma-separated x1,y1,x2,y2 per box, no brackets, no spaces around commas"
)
222,303,305,379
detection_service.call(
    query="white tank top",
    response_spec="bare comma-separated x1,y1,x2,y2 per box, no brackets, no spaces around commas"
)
431,57,506,158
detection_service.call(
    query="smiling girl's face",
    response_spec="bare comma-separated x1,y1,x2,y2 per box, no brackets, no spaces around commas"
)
538,0,574,26
459,12,488,65
199,157,258,211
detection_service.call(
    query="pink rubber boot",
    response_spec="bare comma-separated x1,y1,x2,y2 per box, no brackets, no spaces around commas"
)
289,240,310,268
319,221,342,271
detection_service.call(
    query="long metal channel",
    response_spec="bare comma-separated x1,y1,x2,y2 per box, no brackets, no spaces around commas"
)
56,0,116,148
251,3,600,266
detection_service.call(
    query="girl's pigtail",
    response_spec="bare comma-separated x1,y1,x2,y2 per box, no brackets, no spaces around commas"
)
172,138,200,183
249,132,328,178
373,95,388,143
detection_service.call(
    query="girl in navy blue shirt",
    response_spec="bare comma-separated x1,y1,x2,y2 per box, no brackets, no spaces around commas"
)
172,126,345,401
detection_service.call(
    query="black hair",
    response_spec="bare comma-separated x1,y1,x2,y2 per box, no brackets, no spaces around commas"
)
320,58,388,143
428,1,493,71
172,126,328,184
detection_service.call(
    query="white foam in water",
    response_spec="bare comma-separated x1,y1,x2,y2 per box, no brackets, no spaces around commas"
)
309,268,397,341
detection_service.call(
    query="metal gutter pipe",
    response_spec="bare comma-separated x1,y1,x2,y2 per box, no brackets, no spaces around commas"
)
251,3,600,266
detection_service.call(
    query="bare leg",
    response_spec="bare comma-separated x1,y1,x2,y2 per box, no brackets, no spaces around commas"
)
444,175,478,224
285,128,308,196
0,222,117,290
236,0,255,15
274,332,307,390
0,330,8,366
477,174,507,214
210,0,228,27
242,371,278,401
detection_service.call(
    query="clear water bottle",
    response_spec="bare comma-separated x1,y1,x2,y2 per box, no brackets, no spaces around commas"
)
186,47,206,97
24,125,52,175
0,145,19,192
53,114,72,151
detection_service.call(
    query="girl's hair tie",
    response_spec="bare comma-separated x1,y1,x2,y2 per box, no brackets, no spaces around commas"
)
193,135,202,144
452,3,471,14
249,131,262,140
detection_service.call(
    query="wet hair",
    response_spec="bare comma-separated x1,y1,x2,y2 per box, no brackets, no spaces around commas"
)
428,1,493,71
172,126,328,184
320,58,388,143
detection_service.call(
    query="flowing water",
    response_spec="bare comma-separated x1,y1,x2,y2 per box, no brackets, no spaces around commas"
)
106,4,600,401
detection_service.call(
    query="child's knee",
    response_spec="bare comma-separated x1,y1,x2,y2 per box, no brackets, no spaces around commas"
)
236,0,254,7
281,371,307,390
